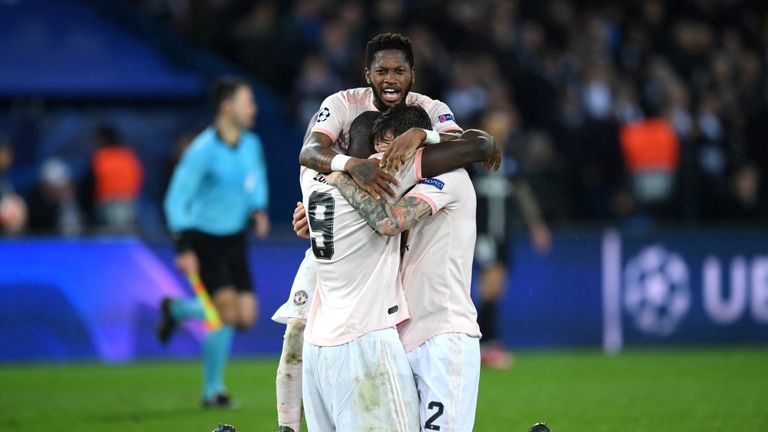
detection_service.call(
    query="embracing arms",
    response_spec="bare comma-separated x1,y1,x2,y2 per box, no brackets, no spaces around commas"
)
325,128,499,236
299,132,399,200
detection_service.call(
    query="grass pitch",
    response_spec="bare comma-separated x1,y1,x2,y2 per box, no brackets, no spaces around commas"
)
1,348,766,431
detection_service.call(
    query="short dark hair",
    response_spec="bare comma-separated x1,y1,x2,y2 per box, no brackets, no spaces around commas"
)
372,104,432,143
347,111,382,158
210,77,250,112
365,33,414,69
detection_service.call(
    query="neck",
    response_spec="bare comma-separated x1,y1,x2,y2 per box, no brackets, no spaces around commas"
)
373,98,389,112
215,117,241,146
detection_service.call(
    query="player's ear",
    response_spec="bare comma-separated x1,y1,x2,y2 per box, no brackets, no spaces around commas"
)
364,68,371,85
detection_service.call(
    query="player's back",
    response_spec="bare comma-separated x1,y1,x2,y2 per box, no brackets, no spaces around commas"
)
398,168,481,352
300,168,411,347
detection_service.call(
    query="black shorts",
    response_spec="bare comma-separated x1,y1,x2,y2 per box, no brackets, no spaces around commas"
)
189,230,254,295
475,195,514,268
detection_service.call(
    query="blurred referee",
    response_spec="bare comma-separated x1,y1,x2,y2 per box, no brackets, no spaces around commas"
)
158,77,270,408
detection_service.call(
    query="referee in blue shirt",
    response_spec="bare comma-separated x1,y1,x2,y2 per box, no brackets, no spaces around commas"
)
158,77,270,408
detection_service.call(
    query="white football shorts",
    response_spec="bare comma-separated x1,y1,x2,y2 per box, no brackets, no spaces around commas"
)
407,332,481,432
302,327,420,431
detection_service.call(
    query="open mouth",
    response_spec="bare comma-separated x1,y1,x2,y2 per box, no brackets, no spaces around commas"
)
381,88,401,104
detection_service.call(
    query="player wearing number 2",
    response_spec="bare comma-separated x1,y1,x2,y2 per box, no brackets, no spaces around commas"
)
329,111,486,431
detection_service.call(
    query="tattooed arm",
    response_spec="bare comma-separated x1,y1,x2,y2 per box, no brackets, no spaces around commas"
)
300,132,399,199
326,172,432,237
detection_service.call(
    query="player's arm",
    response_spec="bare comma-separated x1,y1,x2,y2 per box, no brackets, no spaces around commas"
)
326,172,432,236
324,130,498,235
300,131,400,200
512,179,552,254
420,129,501,177
381,102,468,171
249,135,270,239
381,127,461,171
164,145,208,274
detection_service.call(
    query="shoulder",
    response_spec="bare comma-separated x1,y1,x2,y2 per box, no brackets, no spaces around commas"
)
407,92,448,110
407,93,459,125
241,130,261,146
423,168,471,190
335,87,372,108
186,128,216,155
324,87,370,104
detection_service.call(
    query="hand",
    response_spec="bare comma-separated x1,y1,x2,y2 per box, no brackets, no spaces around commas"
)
381,128,427,172
175,250,199,276
253,210,270,239
530,223,552,255
346,158,399,200
325,172,344,185
484,135,501,172
292,202,310,239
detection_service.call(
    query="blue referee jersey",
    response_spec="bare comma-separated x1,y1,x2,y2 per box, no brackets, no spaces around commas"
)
164,127,268,236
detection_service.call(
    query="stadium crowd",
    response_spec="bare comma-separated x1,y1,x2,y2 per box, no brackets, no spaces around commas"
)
130,0,768,226
2,0,766,236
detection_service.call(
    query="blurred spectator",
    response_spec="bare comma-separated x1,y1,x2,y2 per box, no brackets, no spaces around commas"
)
0,138,14,197
86,125,144,233
619,112,680,215
28,158,83,236
728,163,765,221
0,139,27,235
98,1,768,226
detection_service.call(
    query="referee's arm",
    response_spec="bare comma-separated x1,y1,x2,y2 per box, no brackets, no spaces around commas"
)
250,135,270,239
164,145,207,252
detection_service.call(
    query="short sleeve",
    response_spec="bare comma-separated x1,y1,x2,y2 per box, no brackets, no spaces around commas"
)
426,100,462,134
310,92,348,143
370,149,422,204
404,169,466,216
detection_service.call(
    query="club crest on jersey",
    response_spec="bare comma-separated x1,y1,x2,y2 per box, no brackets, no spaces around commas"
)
420,177,445,190
293,290,308,306
438,113,454,123
317,107,331,122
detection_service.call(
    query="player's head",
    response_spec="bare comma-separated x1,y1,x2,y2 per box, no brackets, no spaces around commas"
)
364,33,415,110
371,104,431,153
347,111,381,159
210,77,257,129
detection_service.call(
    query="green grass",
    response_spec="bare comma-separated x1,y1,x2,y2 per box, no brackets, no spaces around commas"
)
1,348,767,431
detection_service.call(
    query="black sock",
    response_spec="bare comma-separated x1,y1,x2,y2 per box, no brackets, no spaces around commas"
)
478,299,499,343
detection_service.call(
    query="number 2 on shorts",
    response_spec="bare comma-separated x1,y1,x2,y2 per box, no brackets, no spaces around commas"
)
425,401,444,430
308,192,335,260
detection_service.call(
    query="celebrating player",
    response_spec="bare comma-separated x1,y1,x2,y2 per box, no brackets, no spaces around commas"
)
273,32,463,431
158,77,270,408
326,107,491,431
